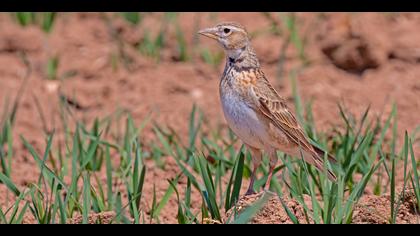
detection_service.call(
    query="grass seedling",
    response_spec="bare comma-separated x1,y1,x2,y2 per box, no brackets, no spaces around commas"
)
121,12,142,25
15,12,34,26
14,12,56,33
230,191,273,224
46,56,59,81
175,24,189,62
0,48,418,224
281,13,307,65
0,53,30,178
139,29,165,61
409,138,420,213
41,12,56,33
200,47,224,68
224,149,245,211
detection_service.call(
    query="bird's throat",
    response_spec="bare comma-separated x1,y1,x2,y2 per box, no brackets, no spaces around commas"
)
226,46,260,69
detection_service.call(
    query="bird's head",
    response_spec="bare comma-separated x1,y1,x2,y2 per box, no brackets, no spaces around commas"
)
198,22,250,56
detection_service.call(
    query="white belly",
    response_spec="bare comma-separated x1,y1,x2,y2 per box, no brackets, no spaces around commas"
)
221,93,267,149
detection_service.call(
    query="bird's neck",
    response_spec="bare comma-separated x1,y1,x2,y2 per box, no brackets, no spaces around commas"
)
226,45,260,70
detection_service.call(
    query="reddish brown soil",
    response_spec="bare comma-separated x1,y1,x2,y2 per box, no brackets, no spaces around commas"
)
1,13,420,224
223,192,313,224
223,190,419,224
353,190,420,224
68,212,116,224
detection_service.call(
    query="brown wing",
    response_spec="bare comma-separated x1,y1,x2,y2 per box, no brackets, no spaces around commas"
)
250,70,313,152
250,70,337,180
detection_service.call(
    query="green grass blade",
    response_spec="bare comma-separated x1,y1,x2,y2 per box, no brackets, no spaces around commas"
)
230,192,273,224
152,177,179,220
409,138,420,210
105,146,113,209
42,12,56,33
231,150,245,205
0,206,6,223
57,189,67,224
197,155,221,221
0,171,20,196
121,12,141,25
14,201,29,224
370,104,396,162
135,165,146,211
82,172,91,224
278,196,300,224
20,136,67,191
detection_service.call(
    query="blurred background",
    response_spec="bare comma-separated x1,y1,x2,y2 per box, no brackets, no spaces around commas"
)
1,12,420,223
1,13,419,141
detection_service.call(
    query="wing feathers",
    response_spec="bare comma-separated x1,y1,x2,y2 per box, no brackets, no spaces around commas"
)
251,69,337,181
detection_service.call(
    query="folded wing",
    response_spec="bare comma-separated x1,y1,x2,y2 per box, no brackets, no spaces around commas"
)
250,70,337,181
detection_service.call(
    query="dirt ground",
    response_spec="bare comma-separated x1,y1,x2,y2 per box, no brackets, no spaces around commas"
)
0,12,420,223
223,190,419,224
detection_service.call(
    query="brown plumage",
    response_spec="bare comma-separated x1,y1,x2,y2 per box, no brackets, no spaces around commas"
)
199,22,337,195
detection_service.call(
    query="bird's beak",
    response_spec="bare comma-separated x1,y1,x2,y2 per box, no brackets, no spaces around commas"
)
198,27,219,40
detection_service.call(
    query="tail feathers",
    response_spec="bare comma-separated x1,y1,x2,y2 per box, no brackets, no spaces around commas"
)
301,147,337,182
311,156,337,182
325,167,337,182
313,157,337,181
312,145,337,164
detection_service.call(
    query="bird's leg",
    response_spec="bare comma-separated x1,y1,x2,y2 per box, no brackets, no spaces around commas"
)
245,165,258,196
264,149,278,191
245,146,262,196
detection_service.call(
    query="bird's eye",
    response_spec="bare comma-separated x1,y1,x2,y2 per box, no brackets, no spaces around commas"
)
223,28,231,34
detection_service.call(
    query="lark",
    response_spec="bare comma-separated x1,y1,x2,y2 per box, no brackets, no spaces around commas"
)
198,22,337,195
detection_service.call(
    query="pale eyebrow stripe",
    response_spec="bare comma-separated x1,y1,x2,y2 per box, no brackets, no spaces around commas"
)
216,22,245,30
229,26,243,32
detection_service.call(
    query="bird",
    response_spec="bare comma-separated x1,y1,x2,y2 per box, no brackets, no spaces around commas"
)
198,22,337,195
